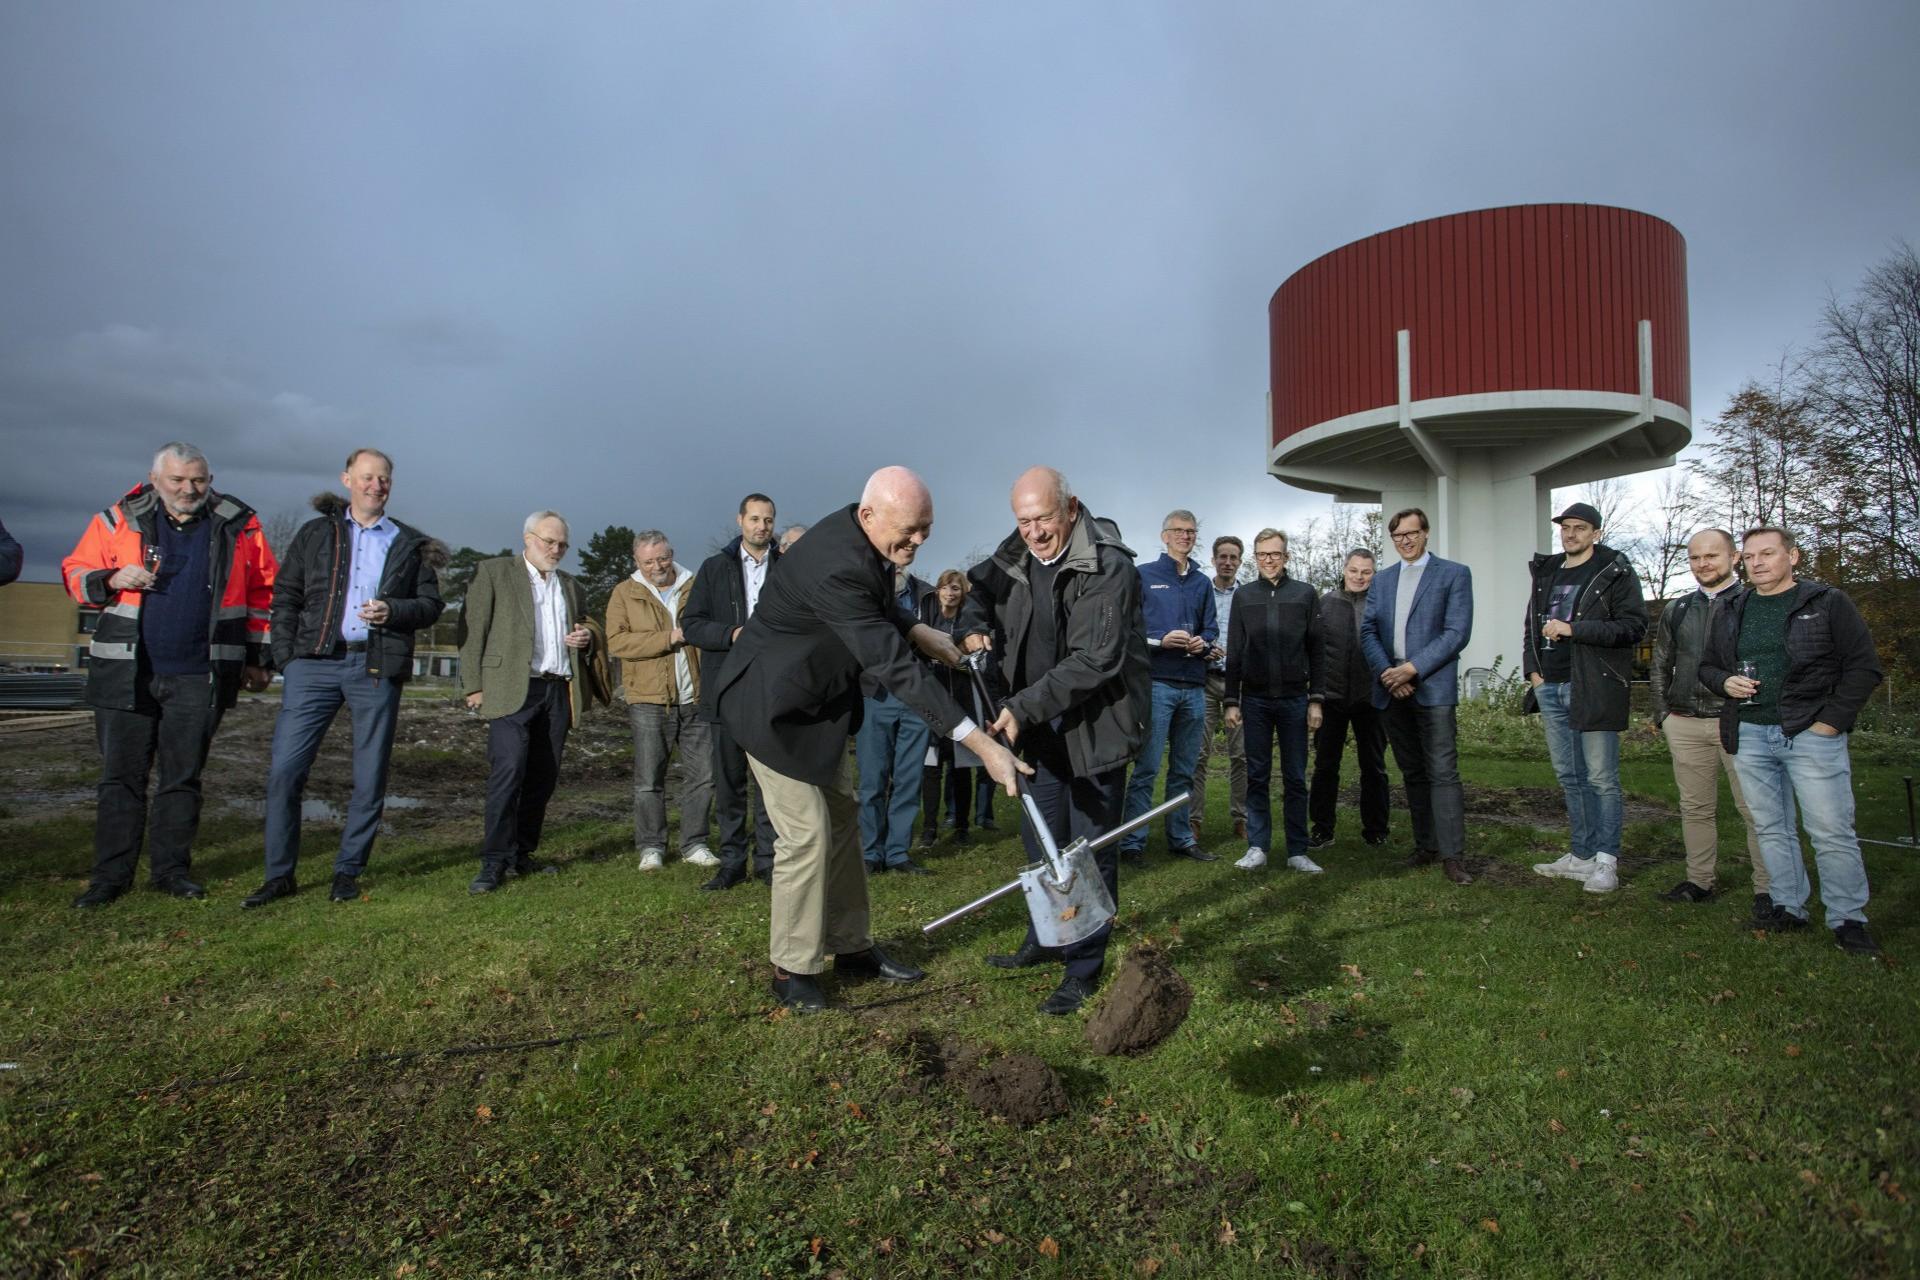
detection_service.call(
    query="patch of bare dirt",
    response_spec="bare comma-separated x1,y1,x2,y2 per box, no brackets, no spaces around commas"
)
892,1029,1068,1126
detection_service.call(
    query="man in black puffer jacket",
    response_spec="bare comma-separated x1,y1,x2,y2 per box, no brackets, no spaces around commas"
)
1522,503,1647,896
246,448,446,908
1223,528,1324,874
1310,548,1389,850
1699,525,1884,954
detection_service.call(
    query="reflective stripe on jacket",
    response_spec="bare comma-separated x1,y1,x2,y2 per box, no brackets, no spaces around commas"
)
61,484,278,710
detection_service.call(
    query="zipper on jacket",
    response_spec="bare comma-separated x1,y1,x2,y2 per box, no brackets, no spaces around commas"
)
313,519,345,656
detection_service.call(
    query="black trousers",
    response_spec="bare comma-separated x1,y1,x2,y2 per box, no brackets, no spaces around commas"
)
1016,729,1126,983
708,715,775,875
1309,698,1391,842
91,672,224,888
481,678,570,864
1381,699,1466,859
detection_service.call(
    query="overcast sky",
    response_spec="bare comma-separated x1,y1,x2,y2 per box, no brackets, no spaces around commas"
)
3,1,1916,584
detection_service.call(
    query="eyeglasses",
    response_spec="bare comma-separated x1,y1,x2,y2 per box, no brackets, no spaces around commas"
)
1253,550,1286,561
1163,527,1197,537
1390,530,1425,543
530,534,570,552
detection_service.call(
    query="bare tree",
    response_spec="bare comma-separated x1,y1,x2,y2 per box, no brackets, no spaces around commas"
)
262,509,302,562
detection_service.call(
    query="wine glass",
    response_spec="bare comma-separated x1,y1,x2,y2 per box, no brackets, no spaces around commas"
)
1735,661,1760,690
1538,613,1556,650
142,544,164,576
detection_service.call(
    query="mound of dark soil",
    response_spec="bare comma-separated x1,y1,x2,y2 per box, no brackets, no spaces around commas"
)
1084,946,1191,1056
894,1030,1067,1126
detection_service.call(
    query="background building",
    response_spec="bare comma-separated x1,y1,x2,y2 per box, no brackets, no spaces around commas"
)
1268,203,1688,674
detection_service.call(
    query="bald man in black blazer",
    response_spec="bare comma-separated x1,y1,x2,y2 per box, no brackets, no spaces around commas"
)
715,467,1027,1012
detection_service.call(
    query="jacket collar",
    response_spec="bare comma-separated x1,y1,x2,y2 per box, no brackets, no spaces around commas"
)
991,507,1133,581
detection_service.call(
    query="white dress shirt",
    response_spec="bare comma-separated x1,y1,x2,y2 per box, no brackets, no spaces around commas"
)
526,557,572,677
741,545,770,617
1393,551,1432,664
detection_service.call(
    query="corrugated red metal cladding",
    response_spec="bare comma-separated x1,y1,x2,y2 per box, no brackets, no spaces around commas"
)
1269,204,1690,443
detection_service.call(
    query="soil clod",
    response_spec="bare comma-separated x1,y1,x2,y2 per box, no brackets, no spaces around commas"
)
1085,946,1191,1056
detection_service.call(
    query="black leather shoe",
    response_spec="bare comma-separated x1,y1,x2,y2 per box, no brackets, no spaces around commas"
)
1308,833,1335,850
701,868,746,892
71,883,126,910
986,939,1061,970
1661,880,1715,903
1172,845,1218,863
953,829,972,845
1752,893,1775,921
1832,919,1881,956
511,853,557,877
1442,858,1474,886
469,862,508,895
242,877,297,909
1363,833,1390,847
330,873,361,903
1406,849,1437,868
154,876,206,900
1760,904,1810,932
772,969,829,1013
754,867,774,887
1039,975,1098,1016
836,946,926,983
890,859,933,876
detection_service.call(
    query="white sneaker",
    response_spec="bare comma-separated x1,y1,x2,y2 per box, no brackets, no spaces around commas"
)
1234,847,1267,870
1582,855,1620,893
1533,852,1596,881
1285,853,1324,874
682,844,720,867
637,848,665,872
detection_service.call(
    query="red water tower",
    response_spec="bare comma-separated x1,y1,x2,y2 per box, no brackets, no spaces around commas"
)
1268,203,1690,670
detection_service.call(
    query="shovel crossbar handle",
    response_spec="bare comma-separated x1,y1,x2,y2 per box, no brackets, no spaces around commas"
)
922,877,1025,934
918,790,1194,935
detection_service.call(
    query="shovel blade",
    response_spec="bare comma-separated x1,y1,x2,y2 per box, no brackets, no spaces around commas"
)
1020,847,1116,948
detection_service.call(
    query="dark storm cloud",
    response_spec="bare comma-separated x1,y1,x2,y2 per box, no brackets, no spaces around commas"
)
1,1,1915,583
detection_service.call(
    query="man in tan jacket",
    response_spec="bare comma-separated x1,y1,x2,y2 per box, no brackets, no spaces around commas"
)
606,530,715,871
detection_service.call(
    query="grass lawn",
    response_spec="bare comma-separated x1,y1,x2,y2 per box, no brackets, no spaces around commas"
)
2,707,1918,1277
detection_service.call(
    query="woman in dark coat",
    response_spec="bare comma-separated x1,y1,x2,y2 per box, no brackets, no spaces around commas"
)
919,569,977,844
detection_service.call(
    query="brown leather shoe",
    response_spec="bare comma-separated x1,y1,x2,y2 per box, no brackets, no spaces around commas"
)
1442,858,1473,885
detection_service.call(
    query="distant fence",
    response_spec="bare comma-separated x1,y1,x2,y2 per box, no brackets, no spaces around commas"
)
0,673,88,710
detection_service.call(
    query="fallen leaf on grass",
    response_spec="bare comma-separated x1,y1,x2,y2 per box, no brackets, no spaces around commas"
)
1217,1218,1237,1245
1340,964,1365,980
845,1102,865,1119
810,1236,823,1257
760,1102,777,1116
1548,1119,1566,1135
1785,1044,1802,1058
1038,1237,1059,1258
1139,1259,1162,1276
1482,1218,1500,1233
473,1106,493,1122
1799,1170,1820,1185
396,1265,417,1278
875,1238,894,1256
77,1172,102,1183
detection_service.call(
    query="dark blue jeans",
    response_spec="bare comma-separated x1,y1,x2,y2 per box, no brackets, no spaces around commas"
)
1119,680,1206,852
1015,729,1126,982
856,694,933,868
1243,692,1310,857
264,655,404,880
91,671,224,888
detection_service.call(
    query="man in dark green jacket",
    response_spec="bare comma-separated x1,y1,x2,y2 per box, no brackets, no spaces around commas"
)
1699,526,1883,954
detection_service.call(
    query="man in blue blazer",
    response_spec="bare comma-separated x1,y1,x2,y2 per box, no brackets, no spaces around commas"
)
1360,507,1475,885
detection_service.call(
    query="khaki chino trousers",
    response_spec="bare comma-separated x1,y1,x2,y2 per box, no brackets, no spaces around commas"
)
749,751,871,975
1662,711,1768,893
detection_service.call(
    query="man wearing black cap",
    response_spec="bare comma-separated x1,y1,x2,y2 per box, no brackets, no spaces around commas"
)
1523,502,1647,894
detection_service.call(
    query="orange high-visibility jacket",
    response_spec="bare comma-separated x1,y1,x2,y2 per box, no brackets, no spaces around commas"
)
61,484,278,711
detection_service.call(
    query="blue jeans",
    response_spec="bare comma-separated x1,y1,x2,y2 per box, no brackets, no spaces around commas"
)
855,695,933,868
264,655,403,880
1243,693,1310,857
1534,681,1622,858
1731,723,1870,926
1119,681,1206,852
